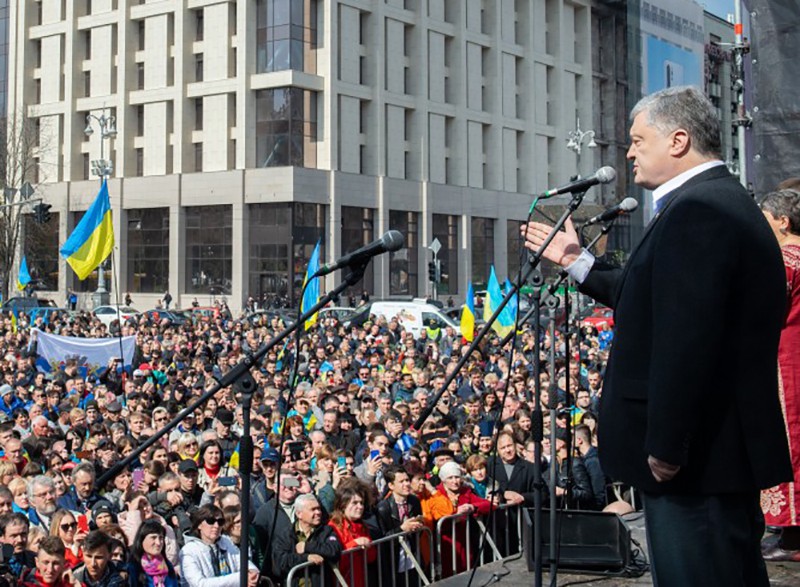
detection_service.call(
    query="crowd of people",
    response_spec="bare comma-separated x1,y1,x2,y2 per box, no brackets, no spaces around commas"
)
0,285,618,586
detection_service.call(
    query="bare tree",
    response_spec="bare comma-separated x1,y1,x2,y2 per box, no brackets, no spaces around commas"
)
0,110,52,301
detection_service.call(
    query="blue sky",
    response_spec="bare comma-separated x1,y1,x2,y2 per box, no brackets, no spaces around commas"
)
702,0,736,19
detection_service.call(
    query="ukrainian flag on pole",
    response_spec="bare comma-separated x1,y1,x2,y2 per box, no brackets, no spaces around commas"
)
301,240,321,330
461,281,476,342
16,256,31,291
483,266,514,337
60,180,114,280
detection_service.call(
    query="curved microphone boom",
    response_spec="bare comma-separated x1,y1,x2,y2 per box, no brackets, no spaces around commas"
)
541,166,616,198
583,197,639,225
313,230,404,277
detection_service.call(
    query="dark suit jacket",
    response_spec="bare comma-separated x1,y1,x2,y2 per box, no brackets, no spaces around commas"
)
487,456,539,505
375,494,423,535
582,165,792,494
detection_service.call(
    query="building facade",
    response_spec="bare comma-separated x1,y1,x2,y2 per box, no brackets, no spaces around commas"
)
9,0,622,312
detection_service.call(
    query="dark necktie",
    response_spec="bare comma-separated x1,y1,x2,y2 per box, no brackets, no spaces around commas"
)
397,501,409,521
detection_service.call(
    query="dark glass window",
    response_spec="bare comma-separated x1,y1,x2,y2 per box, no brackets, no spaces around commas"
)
185,205,232,295
432,214,459,295
507,219,523,281
23,213,60,292
255,88,317,168
471,217,494,289
389,211,418,295
248,203,325,305
127,208,169,293
256,0,316,73
341,207,375,298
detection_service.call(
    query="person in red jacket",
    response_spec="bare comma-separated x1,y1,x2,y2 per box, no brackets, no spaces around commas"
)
327,479,376,587
19,536,73,587
424,461,492,577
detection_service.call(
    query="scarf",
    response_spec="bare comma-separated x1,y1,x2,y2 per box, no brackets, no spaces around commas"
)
141,554,170,587
204,463,221,478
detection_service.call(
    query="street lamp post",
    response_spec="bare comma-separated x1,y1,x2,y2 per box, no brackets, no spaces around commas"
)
566,116,597,177
84,110,117,308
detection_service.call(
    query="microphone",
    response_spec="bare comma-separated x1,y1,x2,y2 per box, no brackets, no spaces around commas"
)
582,197,638,225
541,167,617,198
314,230,404,277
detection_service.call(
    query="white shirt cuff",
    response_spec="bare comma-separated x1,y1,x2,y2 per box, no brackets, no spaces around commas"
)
565,249,596,284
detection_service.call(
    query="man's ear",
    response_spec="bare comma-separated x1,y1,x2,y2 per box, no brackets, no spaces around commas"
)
669,129,691,157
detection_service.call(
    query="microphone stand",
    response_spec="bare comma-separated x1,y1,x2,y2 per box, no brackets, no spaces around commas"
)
96,261,371,587
413,190,587,587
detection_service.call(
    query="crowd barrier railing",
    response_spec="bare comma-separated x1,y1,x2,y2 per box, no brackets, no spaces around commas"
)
434,503,524,578
285,526,435,587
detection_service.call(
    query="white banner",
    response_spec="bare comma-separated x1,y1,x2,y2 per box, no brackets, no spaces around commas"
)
32,328,136,376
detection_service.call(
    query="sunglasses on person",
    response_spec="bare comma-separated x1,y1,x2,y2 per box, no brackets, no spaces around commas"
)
60,522,78,531
203,517,225,526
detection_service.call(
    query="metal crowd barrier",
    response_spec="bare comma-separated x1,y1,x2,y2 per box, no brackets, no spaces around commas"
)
434,504,524,579
285,526,435,587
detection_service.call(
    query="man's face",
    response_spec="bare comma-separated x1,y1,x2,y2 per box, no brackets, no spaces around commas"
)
627,111,678,190
179,470,197,492
389,472,412,499
83,547,110,581
588,373,601,389
576,391,591,409
31,484,57,515
5,440,22,464
2,521,27,554
497,435,517,464
322,413,338,433
466,401,480,416
371,435,390,457
33,419,49,437
74,471,94,499
296,499,323,528
378,397,392,413
36,550,64,584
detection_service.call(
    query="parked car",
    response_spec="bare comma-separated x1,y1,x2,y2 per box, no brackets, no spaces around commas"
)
317,306,356,323
582,306,615,329
93,305,140,327
191,306,221,323
345,298,460,338
145,308,191,326
2,297,57,312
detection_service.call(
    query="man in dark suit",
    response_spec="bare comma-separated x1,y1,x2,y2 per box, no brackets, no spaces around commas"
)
522,86,792,586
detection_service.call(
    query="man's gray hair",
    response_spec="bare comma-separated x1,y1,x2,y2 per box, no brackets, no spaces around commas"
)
27,475,56,501
295,493,319,513
631,86,721,158
71,462,96,482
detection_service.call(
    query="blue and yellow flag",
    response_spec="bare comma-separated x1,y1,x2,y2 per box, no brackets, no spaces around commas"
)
301,240,321,330
461,282,476,342
16,256,31,291
483,266,514,337
60,180,114,280
505,278,519,321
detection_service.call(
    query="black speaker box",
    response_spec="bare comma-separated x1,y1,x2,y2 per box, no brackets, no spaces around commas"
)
522,509,631,574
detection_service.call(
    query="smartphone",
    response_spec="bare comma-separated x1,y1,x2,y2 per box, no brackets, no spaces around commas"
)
132,469,144,489
77,515,89,533
337,456,347,469
218,476,237,487
370,449,380,460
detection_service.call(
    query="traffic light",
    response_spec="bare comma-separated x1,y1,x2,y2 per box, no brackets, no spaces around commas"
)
428,261,437,283
32,203,52,224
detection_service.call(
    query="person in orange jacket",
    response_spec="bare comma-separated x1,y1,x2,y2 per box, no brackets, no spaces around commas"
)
423,461,491,578
327,478,376,587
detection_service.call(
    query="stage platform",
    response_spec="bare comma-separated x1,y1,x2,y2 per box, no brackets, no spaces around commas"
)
432,513,800,586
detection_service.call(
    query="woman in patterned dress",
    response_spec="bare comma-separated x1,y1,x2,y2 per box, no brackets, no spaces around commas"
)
759,187,800,560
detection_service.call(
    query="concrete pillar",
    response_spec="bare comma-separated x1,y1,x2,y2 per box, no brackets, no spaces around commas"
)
231,200,248,309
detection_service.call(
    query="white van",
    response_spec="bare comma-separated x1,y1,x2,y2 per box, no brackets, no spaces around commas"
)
345,298,461,339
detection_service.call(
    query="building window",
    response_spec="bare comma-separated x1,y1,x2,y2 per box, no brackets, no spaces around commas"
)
433,214,459,295
84,71,91,97
23,213,60,292
195,55,203,82
256,0,317,73
135,148,143,176
137,62,144,89
138,20,145,50
127,208,169,293
248,203,326,305
185,205,232,295
136,105,144,136
194,143,203,172
195,98,203,131
471,217,494,288
389,210,418,295
195,9,204,41
341,207,375,298
255,88,317,168
506,219,523,281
